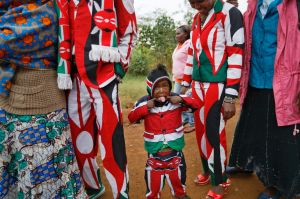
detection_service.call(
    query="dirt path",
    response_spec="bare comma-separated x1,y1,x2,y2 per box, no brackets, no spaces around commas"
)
97,106,264,198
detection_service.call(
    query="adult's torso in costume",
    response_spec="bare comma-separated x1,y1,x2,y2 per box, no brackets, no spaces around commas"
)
56,0,137,89
182,0,244,98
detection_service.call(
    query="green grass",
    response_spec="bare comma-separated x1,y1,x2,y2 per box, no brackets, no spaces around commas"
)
119,74,147,108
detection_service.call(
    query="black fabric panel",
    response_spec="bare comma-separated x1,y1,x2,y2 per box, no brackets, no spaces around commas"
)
205,97,224,185
229,7,244,40
112,122,127,172
84,3,99,85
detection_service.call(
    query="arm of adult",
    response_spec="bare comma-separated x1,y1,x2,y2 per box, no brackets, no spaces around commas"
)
227,0,239,7
223,6,245,120
179,95,201,110
181,45,194,94
297,0,300,30
55,0,73,90
114,0,138,79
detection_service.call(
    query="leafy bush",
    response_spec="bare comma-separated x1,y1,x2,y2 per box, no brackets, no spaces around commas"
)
128,47,154,76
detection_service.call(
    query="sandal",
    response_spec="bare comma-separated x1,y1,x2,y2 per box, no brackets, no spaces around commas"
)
220,178,231,193
206,190,224,199
206,179,231,199
194,174,210,185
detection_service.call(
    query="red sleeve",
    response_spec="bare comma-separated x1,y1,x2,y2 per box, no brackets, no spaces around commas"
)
128,104,149,124
180,95,201,110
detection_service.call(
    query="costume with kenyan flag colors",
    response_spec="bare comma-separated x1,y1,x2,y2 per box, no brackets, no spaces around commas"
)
0,0,86,198
55,0,137,198
182,0,244,187
128,65,201,198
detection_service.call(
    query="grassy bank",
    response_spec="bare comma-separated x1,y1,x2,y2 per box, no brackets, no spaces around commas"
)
119,74,147,108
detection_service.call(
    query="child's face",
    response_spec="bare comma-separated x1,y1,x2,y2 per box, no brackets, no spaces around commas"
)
153,79,170,99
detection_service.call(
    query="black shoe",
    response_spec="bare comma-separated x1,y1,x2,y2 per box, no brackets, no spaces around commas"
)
225,166,253,175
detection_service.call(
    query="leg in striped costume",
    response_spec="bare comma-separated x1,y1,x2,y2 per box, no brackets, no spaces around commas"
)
145,150,187,199
192,82,228,186
68,74,128,199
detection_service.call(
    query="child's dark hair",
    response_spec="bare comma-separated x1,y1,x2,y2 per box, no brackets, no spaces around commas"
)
155,64,167,72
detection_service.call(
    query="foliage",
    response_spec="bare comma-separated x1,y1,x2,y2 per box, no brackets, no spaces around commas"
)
128,47,154,76
183,0,196,25
151,14,176,68
184,11,194,25
130,11,177,73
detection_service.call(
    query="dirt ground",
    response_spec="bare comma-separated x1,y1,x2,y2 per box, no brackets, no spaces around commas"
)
97,104,264,199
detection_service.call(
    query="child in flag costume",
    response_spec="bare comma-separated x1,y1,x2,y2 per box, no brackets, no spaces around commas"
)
182,0,244,198
55,0,137,198
128,65,200,199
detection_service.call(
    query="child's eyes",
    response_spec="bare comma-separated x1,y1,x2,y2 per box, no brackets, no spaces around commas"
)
154,86,169,91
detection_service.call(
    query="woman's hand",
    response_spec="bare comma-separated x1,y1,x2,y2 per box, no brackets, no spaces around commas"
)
180,86,189,95
223,102,236,120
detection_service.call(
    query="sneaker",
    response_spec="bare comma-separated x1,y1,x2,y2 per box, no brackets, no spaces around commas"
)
86,186,106,199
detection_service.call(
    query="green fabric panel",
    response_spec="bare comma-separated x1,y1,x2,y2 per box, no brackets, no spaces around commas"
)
114,62,126,78
144,141,164,154
144,136,185,154
214,0,224,13
192,52,228,82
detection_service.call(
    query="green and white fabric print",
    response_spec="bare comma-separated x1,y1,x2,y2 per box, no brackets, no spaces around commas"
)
0,108,87,199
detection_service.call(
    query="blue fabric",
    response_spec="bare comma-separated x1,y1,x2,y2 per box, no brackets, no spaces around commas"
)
0,1,58,96
257,191,281,199
259,0,276,19
249,0,282,89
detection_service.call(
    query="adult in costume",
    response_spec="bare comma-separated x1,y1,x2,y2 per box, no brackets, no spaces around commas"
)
0,0,86,198
55,0,137,198
182,0,244,198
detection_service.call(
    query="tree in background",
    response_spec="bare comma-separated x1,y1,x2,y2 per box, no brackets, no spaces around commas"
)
152,14,176,67
129,11,176,76
183,0,194,25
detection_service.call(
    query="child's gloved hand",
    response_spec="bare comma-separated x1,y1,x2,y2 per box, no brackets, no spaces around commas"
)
167,96,182,104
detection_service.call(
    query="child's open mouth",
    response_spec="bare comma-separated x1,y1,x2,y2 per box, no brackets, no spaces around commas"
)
158,96,166,102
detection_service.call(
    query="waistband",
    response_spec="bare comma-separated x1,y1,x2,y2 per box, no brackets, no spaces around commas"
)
0,68,66,115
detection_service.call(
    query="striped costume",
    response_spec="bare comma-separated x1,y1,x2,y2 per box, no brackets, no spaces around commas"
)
128,94,200,198
182,0,244,186
55,0,137,198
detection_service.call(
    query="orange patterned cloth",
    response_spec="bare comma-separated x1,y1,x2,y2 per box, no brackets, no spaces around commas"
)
0,0,58,96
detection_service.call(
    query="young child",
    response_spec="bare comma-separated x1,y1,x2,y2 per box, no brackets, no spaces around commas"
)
128,64,200,199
